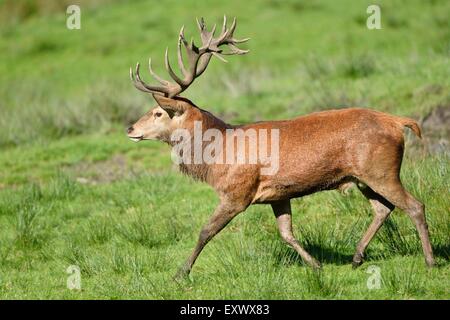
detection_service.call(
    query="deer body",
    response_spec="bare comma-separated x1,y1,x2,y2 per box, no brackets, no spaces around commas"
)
126,17,435,277
250,108,412,203
171,107,416,204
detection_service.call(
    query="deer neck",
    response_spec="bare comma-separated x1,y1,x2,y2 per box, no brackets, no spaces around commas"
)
171,109,229,183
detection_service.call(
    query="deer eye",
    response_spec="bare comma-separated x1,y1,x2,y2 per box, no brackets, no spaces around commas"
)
154,112,162,118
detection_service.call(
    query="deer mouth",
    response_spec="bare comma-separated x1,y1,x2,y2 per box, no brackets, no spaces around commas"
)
128,135,143,142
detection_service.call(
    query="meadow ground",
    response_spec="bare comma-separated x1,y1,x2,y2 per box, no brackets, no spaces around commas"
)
0,0,449,299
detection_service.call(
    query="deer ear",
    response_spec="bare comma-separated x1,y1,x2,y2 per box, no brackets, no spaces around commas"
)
152,94,187,118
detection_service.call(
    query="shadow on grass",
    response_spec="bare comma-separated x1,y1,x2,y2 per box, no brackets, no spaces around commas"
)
273,244,354,267
273,244,450,269
433,243,450,260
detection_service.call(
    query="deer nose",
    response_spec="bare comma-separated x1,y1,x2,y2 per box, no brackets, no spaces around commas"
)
127,126,134,134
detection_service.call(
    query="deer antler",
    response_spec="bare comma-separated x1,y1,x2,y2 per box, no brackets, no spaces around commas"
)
130,16,249,98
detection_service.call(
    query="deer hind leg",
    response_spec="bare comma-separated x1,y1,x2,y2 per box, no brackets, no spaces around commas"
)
271,200,321,269
352,185,394,268
363,177,435,267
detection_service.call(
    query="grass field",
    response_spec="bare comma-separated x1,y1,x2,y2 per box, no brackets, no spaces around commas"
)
0,0,449,299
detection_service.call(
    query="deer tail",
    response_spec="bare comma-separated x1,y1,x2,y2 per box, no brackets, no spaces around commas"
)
393,116,422,139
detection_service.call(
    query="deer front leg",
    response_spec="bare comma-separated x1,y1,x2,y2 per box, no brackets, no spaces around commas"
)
174,201,246,279
271,200,321,269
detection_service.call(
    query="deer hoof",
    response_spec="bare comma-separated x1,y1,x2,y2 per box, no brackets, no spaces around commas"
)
309,259,321,270
426,258,436,268
352,253,364,269
173,265,191,281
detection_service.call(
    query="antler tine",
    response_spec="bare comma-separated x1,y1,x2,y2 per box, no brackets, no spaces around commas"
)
129,66,134,82
177,26,188,77
227,18,250,44
131,63,150,92
212,51,228,63
216,20,229,43
200,23,216,51
197,17,215,47
131,63,168,95
227,17,237,38
196,17,209,43
221,43,250,55
220,17,248,44
210,24,217,42
221,15,227,35
231,37,251,44
218,17,249,44
165,47,187,87
134,63,157,92
148,58,169,85
196,17,204,31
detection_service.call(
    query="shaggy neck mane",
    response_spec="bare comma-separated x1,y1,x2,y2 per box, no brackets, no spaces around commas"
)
172,105,231,184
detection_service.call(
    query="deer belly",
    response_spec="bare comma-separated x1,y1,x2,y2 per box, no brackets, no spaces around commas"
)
252,180,304,203
252,174,346,204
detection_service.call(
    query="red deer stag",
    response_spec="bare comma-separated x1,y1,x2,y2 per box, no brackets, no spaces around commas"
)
127,17,435,278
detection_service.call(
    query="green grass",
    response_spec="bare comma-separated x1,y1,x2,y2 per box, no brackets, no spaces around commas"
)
0,0,449,299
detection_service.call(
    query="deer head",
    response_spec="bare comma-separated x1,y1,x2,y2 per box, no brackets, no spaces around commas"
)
127,17,249,142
